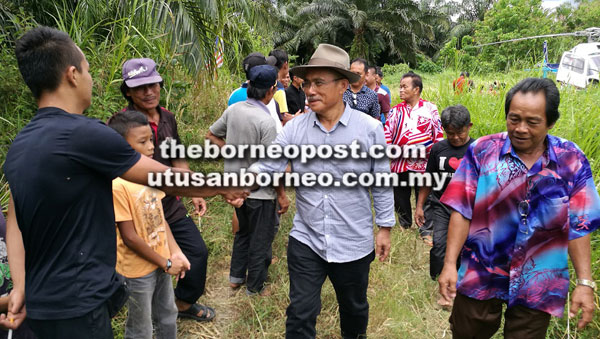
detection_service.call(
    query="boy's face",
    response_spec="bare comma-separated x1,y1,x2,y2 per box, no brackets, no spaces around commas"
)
445,123,472,147
126,125,154,157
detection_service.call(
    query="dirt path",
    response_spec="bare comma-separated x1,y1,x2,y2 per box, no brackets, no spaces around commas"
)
177,268,241,338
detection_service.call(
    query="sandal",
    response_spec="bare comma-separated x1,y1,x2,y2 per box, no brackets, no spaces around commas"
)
178,303,216,322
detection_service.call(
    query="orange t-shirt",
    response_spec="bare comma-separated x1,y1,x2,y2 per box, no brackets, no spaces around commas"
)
112,178,170,278
453,76,466,93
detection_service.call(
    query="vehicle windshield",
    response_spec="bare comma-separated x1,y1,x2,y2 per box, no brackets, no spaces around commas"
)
561,54,585,74
589,56,600,74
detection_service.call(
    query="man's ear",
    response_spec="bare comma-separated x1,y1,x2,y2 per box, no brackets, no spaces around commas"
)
65,65,78,87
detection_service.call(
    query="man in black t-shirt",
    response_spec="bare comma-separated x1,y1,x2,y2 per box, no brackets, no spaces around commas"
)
285,71,305,115
414,105,474,294
1,27,247,338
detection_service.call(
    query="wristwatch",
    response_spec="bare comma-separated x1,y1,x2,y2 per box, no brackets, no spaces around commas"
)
165,259,172,272
576,279,597,291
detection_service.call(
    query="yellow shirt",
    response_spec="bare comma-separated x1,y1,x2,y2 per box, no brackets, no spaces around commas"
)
273,89,288,113
112,178,170,278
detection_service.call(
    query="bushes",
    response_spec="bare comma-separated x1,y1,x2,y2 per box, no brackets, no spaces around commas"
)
416,54,442,74
382,63,410,77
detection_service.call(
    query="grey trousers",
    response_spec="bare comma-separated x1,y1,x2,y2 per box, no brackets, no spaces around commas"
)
125,269,177,339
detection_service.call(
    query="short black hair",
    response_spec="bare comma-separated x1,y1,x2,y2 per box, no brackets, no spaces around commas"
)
120,81,164,105
460,71,470,77
107,109,149,137
247,82,273,100
376,66,383,78
401,71,423,93
15,26,84,99
505,78,560,126
441,105,471,129
367,66,377,74
350,58,369,73
268,50,288,70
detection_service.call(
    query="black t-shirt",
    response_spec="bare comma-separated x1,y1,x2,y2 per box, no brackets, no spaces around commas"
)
425,138,475,201
3,107,140,320
285,84,305,115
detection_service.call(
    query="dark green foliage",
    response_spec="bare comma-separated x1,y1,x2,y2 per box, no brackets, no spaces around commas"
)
273,0,444,67
416,54,442,74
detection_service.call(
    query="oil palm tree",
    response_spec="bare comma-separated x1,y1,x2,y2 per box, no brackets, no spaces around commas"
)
274,0,441,66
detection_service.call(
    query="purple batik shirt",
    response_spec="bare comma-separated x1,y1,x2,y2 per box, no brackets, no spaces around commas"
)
441,132,600,317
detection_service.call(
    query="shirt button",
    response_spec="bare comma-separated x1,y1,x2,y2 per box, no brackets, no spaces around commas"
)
325,215,328,218
325,234,330,238
324,195,328,199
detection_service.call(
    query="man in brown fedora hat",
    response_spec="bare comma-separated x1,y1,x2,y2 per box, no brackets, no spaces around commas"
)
248,43,395,338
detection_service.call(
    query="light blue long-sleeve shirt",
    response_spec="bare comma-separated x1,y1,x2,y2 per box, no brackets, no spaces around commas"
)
249,103,395,263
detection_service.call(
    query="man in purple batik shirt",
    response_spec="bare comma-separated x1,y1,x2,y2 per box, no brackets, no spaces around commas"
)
438,78,600,338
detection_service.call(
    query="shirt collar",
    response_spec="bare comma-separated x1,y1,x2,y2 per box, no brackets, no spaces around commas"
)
246,98,271,115
400,98,424,109
127,104,165,122
500,132,557,165
310,102,352,130
347,85,367,94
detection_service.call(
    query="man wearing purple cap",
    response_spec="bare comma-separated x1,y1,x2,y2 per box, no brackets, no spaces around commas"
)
118,58,214,321
207,65,290,296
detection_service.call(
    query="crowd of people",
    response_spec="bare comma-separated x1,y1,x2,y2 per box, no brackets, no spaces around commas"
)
0,25,599,339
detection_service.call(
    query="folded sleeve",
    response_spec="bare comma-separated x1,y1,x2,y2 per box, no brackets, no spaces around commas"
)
568,155,600,240
112,180,134,223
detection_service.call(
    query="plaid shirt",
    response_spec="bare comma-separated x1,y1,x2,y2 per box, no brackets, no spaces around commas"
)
384,99,443,173
441,133,600,317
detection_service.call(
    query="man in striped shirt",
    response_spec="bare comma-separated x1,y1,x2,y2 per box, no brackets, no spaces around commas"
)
384,71,443,242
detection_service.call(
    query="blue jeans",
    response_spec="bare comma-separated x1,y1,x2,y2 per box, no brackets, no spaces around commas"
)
125,269,177,339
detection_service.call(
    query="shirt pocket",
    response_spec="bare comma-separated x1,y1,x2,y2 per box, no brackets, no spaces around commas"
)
533,196,569,231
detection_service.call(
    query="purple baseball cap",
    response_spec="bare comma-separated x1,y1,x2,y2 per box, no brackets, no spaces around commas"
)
122,58,163,88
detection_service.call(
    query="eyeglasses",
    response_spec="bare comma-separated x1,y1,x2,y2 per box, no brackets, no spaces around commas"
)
303,78,343,91
518,178,533,235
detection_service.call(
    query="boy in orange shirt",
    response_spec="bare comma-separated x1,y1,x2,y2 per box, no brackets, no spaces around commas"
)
109,110,190,339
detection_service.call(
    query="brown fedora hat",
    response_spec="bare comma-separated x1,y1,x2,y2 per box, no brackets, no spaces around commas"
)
291,44,360,83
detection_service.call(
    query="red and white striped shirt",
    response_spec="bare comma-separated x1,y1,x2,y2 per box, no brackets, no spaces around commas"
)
384,99,443,173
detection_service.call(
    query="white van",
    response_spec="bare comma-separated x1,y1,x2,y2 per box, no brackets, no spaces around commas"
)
556,43,600,88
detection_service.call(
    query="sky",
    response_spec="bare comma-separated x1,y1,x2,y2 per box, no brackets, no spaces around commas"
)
541,0,577,10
